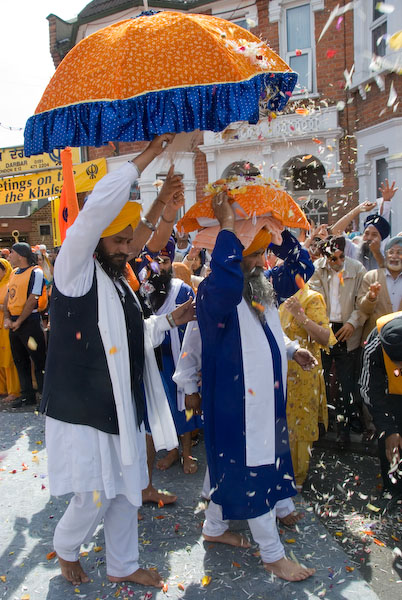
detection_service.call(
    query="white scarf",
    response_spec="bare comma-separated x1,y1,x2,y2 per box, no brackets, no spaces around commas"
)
95,261,178,466
156,278,186,411
237,299,284,467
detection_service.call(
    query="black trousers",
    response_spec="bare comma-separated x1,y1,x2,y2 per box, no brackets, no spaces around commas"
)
321,323,360,433
9,316,46,403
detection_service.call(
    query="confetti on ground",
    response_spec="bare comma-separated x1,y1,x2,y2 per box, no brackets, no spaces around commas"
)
46,551,56,560
201,575,211,587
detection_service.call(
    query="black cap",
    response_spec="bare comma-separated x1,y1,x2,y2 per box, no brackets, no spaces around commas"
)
12,242,36,266
379,316,402,362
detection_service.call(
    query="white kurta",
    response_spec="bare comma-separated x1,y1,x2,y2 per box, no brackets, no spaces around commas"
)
46,161,176,506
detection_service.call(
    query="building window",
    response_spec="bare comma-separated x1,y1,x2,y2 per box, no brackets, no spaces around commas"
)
39,224,51,236
375,157,388,196
221,161,261,178
232,19,250,31
371,0,387,57
286,3,313,93
301,197,328,225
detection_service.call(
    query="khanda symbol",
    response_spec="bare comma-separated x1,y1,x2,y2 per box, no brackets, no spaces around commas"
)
86,163,99,180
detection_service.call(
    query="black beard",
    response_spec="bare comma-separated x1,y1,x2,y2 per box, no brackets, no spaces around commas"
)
361,241,372,257
95,242,127,280
242,266,276,319
148,268,173,312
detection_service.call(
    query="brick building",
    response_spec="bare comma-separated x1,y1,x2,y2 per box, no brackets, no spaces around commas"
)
43,0,402,233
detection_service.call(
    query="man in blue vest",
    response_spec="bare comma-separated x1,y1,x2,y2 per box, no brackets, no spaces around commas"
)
40,134,195,590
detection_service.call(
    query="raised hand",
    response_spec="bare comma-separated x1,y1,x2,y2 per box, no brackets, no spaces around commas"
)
359,201,377,213
212,191,235,231
148,133,176,156
368,282,381,300
379,179,397,203
158,165,184,207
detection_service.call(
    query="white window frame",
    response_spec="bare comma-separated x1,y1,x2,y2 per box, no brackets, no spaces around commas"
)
271,0,320,97
286,48,313,94
372,153,389,203
370,1,387,58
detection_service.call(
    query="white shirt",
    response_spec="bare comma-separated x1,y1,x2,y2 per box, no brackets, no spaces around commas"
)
329,270,342,322
385,270,402,312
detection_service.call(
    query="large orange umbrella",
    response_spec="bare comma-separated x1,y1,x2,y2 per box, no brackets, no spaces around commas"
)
24,10,297,156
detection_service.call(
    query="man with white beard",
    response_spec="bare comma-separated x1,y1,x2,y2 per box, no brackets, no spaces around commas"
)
192,192,316,581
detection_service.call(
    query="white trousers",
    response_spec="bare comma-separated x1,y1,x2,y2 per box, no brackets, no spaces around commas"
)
202,468,295,517
203,500,285,564
53,491,139,577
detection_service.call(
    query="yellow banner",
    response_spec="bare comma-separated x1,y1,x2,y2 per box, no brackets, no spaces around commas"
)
51,196,62,247
0,146,81,176
0,158,107,205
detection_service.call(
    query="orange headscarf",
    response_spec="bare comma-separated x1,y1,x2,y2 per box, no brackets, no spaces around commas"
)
101,202,141,238
243,228,272,256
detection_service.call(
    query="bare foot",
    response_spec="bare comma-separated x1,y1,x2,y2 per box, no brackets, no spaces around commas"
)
264,557,315,581
278,511,304,526
156,448,180,471
108,567,163,588
142,486,177,505
182,455,198,474
58,556,90,586
203,530,251,548
4,394,19,403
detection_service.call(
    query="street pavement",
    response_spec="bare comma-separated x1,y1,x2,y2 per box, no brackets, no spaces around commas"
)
0,407,384,600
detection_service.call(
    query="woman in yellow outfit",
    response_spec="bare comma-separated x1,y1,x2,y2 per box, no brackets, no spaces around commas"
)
279,284,336,489
0,258,20,401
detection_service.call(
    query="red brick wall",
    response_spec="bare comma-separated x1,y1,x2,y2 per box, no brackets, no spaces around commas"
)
29,203,53,247
48,16,62,69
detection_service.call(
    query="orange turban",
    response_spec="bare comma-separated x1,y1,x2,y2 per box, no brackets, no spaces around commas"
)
101,202,141,238
243,228,272,256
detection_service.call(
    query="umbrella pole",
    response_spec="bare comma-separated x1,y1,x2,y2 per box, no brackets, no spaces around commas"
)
142,0,149,10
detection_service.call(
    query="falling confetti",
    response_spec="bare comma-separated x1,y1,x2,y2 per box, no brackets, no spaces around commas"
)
387,81,397,107
109,346,118,355
295,274,305,289
376,2,395,14
251,300,264,312
336,16,343,29
318,2,354,42
389,30,402,50
326,49,337,59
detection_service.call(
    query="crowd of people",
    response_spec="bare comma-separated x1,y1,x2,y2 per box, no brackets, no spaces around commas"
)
0,134,401,589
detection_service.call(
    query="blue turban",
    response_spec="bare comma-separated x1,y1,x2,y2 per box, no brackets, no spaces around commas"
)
364,214,390,241
160,237,175,263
